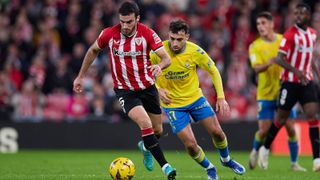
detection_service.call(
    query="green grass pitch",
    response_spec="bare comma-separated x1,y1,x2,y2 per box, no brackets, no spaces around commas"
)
0,150,319,179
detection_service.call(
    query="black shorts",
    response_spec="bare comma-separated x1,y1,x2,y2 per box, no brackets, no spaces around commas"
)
277,81,319,110
114,85,161,115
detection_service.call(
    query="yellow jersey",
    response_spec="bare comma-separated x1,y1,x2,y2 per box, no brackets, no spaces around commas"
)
150,41,224,108
249,34,283,100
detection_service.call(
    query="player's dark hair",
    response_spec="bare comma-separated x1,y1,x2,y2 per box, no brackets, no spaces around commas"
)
169,20,189,34
118,1,140,17
256,11,273,21
296,2,311,13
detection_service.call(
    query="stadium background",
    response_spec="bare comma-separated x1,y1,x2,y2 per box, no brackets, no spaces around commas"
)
0,0,319,152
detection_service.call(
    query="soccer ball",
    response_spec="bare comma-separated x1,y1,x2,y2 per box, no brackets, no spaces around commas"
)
109,157,135,180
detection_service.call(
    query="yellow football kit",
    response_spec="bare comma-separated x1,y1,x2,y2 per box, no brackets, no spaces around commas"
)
150,41,224,108
249,34,283,100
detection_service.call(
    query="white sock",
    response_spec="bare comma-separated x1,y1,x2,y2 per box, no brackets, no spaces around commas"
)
252,149,257,153
221,156,231,163
206,163,214,170
161,163,169,173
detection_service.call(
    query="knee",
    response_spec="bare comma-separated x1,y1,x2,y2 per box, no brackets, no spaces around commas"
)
211,128,225,141
258,129,268,139
153,127,163,138
278,117,287,125
285,125,296,137
303,104,319,119
185,140,198,155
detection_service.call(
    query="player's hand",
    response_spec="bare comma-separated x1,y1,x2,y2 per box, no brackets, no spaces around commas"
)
216,98,230,117
148,64,162,77
73,76,84,93
158,88,171,105
295,70,309,85
267,58,276,66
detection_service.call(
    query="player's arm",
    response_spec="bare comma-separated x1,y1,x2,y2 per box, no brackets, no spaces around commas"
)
73,42,101,93
208,63,230,116
209,64,225,99
252,59,275,73
196,50,225,99
148,47,171,77
311,46,320,81
149,51,172,105
154,47,171,69
196,49,229,116
275,52,308,84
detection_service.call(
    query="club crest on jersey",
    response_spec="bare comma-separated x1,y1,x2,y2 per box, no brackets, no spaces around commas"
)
135,38,142,46
185,60,190,68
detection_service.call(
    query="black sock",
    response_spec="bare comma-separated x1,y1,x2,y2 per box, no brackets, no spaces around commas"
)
309,126,320,159
143,134,167,167
264,123,281,149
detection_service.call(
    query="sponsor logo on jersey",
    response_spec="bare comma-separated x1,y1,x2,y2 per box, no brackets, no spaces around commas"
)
164,71,189,80
152,33,161,44
113,48,142,56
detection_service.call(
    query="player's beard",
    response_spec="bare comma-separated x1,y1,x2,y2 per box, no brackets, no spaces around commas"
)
121,29,130,36
170,44,186,54
121,26,136,37
171,48,182,54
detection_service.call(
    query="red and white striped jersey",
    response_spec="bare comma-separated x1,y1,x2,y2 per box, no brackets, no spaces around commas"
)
278,25,317,82
96,23,163,90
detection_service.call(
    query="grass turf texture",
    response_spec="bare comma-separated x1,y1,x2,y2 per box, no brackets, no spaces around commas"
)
0,150,319,179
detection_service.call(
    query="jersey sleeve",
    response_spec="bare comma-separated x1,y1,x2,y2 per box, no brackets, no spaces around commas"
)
194,47,214,70
195,46,225,99
145,27,163,51
248,43,263,67
149,50,161,65
278,30,293,55
96,28,111,49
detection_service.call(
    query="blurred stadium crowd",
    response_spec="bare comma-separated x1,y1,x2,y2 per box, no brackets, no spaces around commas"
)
0,0,320,123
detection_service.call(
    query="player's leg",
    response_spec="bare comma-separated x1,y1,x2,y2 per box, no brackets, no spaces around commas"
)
148,112,163,138
259,82,297,169
136,86,164,171
176,124,218,180
142,85,164,138
284,119,306,171
138,85,166,171
163,97,219,179
115,88,176,179
136,112,162,171
308,119,320,172
300,81,320,172
249,100,273,169
258,109,291,169
128,106,176,179
302,103,320,172
199,115,245,175
191,97,245,175
143,85,176,178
